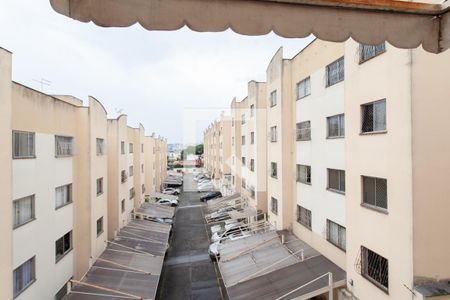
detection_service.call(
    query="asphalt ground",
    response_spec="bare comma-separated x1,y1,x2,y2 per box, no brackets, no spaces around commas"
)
157,174,227,300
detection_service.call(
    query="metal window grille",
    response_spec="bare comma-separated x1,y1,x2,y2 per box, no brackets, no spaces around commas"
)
270,90,277,107
360,43,386,62
362,176,387,210
326,57,345,86
271,197,278,215
327,114,345,138
297,77,311,100
96,138,105,155
96,178,103,195
297,205,312,229
327,219,346,251
271,162,277,178
296,164,311,184
361,246,389,291
55,136,73,156
296,121,311,141
13,131,35,158
328,169,345,192
96,217,103,236
362,100,386,133
270,126,277,142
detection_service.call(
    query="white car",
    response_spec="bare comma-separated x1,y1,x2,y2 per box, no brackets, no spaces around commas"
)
163,188,180,195
208,231,252,260
198,184,214,192
156,198,178,207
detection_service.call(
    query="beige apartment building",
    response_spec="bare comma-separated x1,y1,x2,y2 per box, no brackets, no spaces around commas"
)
204,39,450,299
0,47,168,300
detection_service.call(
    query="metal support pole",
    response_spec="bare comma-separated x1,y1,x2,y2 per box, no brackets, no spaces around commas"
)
328,272,333,300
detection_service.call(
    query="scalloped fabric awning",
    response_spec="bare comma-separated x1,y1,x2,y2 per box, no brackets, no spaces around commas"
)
49,0,450,54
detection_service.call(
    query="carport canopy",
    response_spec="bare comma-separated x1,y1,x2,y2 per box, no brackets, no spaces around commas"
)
50,0,450,54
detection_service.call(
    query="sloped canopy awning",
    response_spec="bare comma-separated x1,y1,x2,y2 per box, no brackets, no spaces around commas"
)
50,0,450,53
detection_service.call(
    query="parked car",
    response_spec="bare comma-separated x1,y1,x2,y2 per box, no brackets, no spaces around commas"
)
163,188,180,195
208,231,252,260
198,185,214,192
200,191,222,202
156,198,179,207
211,225,250,243
144,216,173,225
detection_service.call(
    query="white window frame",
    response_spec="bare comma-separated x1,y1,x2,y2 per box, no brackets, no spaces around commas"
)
296,77,311,100
55,135,74,157
13,195,35,229
327,114,345,138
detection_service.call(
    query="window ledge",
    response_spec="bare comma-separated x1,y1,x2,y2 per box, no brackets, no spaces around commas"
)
360,130,387,136
97,192,104,197
13,156,36,160
326,188,345,195
296,94,311,101
326,136,344,140
55,248,73,263
361,203,388,215
296,139,311,142
327,239,347,252
97,230,104,237
13,218,36,230
362,274,389,295
297,181,312,186
296,221,312,231
55,201,73,211
55,155,73,158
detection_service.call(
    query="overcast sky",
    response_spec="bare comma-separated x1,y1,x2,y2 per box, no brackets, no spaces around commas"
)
0,0,313,144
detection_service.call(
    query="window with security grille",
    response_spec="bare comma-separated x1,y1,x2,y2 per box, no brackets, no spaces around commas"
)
96,138,105,155
13,131,35,159
129,143,134,153
271,197,278,215
251,132,255,144
13,256,36,297
250,104,255,117
296,121,311,141
270,126,277,142
297,205,311,230
250,187,255,198
271,162,277,178
362,176,387,210
361,246,389,292
362,100,386,133
55,231,72,262
55,281,69,300
296,77,311,100
327,114,345,138
55,184,72,209
121,199,125,213
96,217,104,236
270,90,277,107
55,136,74,156
326,57,344,87
360,43,386,63
327,169,345,193
129,187,135,199
250,159,255,172
129,165,134,177
121,141,125,154
296,164,311,184
242,157,246,166
96,178,103,196
327,220,346,251
242,135,246,145
13,195,35,228
121,170,127,183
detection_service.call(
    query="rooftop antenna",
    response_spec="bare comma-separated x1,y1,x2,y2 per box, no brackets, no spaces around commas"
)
33,78,51,92
115,108,124,115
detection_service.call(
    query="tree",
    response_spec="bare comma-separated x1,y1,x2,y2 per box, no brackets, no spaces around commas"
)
195,144,204,155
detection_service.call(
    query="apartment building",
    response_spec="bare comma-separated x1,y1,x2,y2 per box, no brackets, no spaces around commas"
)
0,47,168,300
144,133,168,194
204,39,450,299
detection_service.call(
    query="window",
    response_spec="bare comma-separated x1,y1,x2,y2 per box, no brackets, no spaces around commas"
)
328,169,345,193
360,43,386,63
296,77,311,100
362,100,386,133
297,205,312,230
55,281,69,300
296,164,311,184
55,136,73,157
242,157,246,166
270,126,277,142
121,199,125,213
129,166,134,177
96,217,104,236
13,131,35,159
13,257,36,298
296,121,311,141
141,144,144,153
241,114,246,125
361,246,389,292
250,104,255,117
270,162,277,178
55,231,72,262
121,141,125,154
362,176,388,210
327,220,346,251
326,57,344,87
327,114,345,138
269,90,277,107
121,170,127,183
142,184,145,194
96,178,103,196
242,135,246,145
96,138,105,155
232,137,235,146
271,197,278,215
55,184,72,209
250,159,255,172
250,187,255,198
242,179,246,189
129,143,134,153
129,188,135,199
13,195,35,228
141,164,144,173
250,132,255,144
